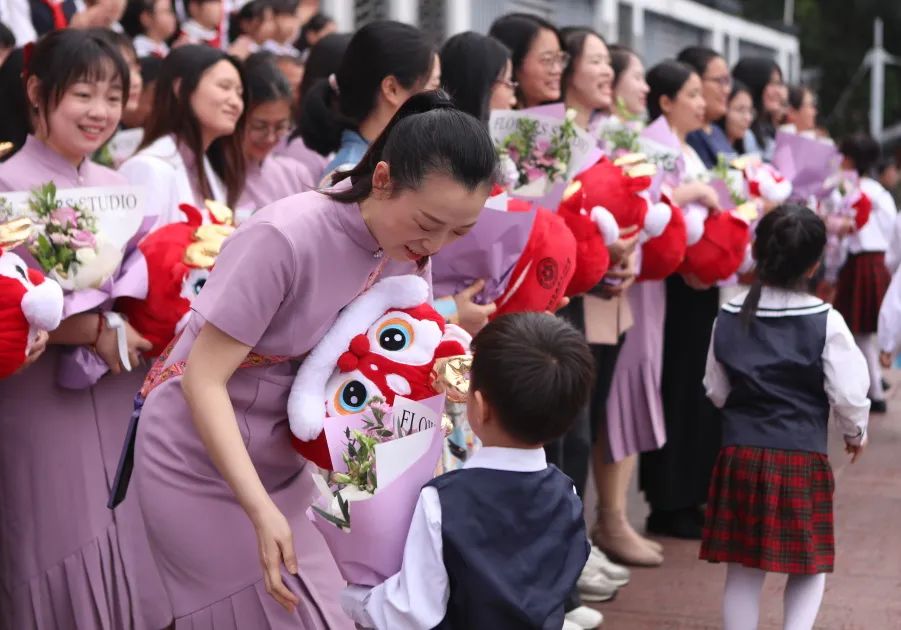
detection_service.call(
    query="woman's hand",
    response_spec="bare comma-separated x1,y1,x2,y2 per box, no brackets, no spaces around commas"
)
682,272,712,291
12,330,49,376
453,280,497,336
672,181,720,210
607,228,640,266
251,501,300,613
94,316,152,373
598,253,638,298
880,351,894,369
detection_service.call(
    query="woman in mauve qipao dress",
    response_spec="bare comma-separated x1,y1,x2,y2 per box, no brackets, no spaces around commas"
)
132,92,498,627
0,30,169,629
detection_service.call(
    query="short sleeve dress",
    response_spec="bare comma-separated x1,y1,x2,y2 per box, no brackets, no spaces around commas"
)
133,189,425,627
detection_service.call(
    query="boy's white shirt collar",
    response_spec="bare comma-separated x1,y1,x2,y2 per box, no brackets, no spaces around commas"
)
463,446,547,472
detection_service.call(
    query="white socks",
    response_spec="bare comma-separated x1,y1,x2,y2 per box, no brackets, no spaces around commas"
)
854,333,885,400
722,564,826,630
783,573,826,630
723,564,765,630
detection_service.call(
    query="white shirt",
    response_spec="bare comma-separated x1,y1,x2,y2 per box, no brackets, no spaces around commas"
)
133,34,169,58
704,288,870,445
848,177,897,254
0,0,36,44
878,267,901,354
341,447,550,630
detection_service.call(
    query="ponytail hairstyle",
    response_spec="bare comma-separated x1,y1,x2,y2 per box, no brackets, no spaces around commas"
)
140,45,247,207
290,31,350,137
646,59,695,121
327,90,498,204
739,204,826,328
23,28,131,137
298,20,435,156
439,31,511,123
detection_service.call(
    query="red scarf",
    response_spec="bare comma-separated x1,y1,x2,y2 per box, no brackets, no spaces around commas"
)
40,0,68,30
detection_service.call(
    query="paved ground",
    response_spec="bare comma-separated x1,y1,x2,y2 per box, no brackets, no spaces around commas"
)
585,373,901,629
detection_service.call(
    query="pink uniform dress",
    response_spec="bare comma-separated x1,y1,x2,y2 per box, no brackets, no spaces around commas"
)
275,135,330,185
133,189,424,627
0,135,170,629
238,155,316,216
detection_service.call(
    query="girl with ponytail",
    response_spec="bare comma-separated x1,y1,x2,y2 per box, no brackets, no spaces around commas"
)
702,204,869,630
298,20,438,181
132,90,497,626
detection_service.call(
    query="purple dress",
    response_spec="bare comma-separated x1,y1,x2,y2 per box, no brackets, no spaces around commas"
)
604,280,668,462
238,155,316,217
134,189,423,627
275,136,329,185
0,136,171,629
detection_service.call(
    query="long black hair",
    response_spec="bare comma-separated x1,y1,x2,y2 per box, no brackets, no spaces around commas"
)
288,31,350,140
732,56,783,150
328,90,497,204
677,45,722,78
439,31,510,123
298,20,434,156
609,43,638,89
646,59,695,121
140,45,247,206
0,48,26,158
560,26,607,102
740,204,826,327
489,12,561,108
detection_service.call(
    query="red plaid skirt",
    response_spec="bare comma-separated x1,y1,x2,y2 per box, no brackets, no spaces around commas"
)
699,446,835,574
834,251,890,334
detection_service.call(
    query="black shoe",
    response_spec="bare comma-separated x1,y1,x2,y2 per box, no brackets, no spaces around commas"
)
882,378,890,392
646,508,702,540
870,399,887,414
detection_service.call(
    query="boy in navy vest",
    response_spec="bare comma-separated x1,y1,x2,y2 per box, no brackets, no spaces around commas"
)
342,312,595,629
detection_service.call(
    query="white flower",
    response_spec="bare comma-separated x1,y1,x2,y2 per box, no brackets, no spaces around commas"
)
499,154,520,189
565,108,577,122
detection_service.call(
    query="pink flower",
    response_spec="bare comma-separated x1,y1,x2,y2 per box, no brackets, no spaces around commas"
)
69,229,96,249
50,207,78,228
369,400,391,416
525,165,544,181
49,232,70,246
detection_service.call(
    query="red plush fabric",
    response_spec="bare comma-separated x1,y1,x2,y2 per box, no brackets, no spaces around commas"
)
0,275,29,378
558,186,611,296
638,201,688,281
575,156,652,230
493,208,577,317
678,212,751,286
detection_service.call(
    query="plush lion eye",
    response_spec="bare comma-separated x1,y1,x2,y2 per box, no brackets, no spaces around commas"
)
376,318,414,352
191,277,206,296
334,379,369,415
15,265,28,282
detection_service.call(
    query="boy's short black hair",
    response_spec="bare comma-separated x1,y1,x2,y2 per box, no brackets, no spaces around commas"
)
470,312,594,445
0,21,15,49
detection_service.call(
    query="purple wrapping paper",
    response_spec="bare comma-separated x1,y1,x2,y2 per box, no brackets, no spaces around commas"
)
308,426,445,586
56,249,149,389
771,132,840,201
431,206,536,303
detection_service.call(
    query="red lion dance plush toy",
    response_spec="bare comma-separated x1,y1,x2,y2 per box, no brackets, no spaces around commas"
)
117,203,234,356
0,218,64,378
288,275,469,469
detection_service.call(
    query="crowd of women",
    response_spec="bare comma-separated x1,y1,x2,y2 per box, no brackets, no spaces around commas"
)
0,3,895,629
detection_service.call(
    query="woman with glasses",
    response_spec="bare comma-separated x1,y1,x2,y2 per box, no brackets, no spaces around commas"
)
489,13,567,109
678,46,736,168
238,53,314,219
120,45,247,225
717,81,755,154
732,56,787,161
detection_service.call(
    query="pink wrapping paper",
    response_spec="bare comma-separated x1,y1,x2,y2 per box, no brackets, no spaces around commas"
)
309,418,445,586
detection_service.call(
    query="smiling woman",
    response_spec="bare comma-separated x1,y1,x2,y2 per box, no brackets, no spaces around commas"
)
119,45,248,225
130,89,498,628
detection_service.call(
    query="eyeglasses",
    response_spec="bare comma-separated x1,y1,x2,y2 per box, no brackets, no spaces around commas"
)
494,78,519,90
536,51,570,69
247,120,292,140
704,75,732,89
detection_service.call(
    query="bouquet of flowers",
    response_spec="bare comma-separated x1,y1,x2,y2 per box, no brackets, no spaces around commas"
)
490,106,595,207
308,393,450,585
817,171,872,282
771,130,840,202
596,101,644,156
19,183,122,291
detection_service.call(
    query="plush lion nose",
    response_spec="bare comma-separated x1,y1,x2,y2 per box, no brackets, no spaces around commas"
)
337,334,370,372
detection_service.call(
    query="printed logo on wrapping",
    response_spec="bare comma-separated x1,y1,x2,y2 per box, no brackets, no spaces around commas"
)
537,257,559,290
392,396,439,437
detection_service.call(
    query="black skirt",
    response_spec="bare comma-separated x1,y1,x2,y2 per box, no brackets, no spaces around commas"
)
639,275,722,512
